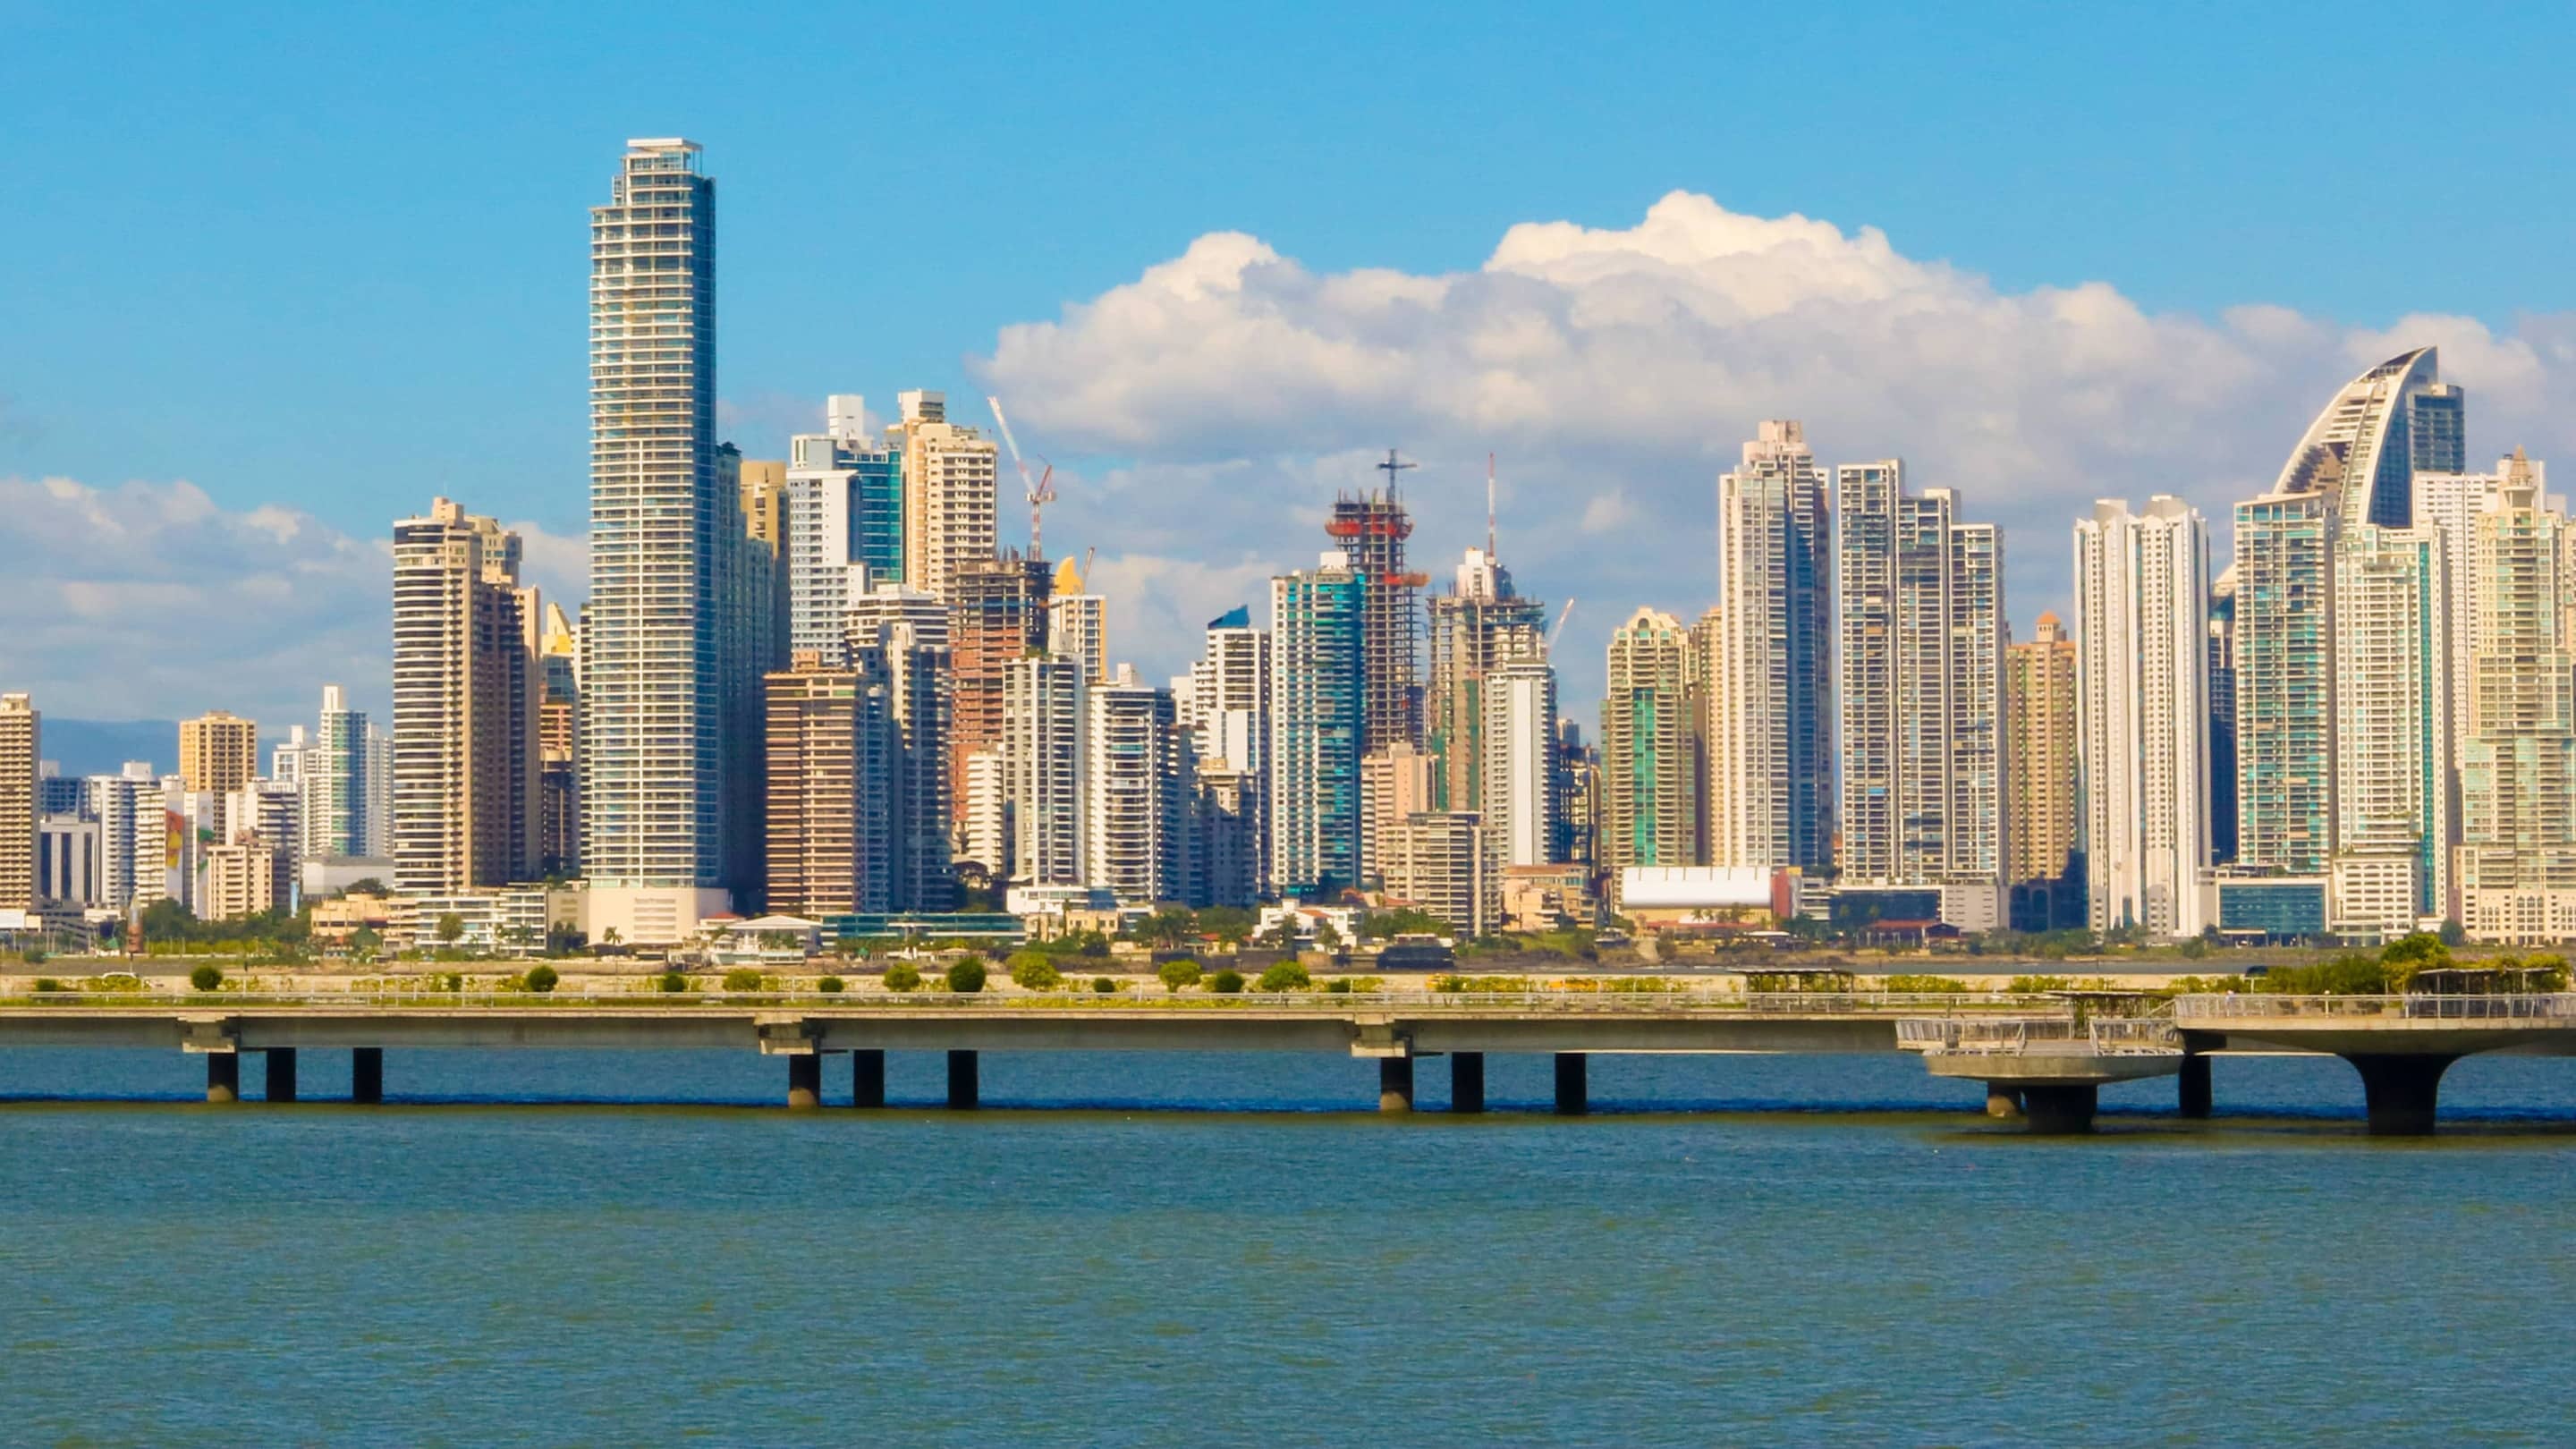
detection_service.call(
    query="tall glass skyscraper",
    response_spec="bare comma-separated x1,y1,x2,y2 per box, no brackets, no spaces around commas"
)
1713,420,1834,873
586,139,741,895
1269,554,1365,896
784,394,905,665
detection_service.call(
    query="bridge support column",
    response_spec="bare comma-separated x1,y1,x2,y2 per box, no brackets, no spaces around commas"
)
205,1053,240,1104
1451,1052,1486,1114
1555,1052,1589,1116
2346,1053,2457,1137
2020,1084,2097,1134
786,1054,822,1110
947,1050,979,1110
2177,1053,2211,1120
852,1049,886,1108
1984,1084,2025,1119
1377,1056,1415,1114
266,1048,299,1104
352,1048,384,1105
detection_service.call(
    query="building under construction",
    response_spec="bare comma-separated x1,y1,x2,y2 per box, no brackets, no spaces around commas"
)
1426,546,1547,817
945,551,1052,828
1326,464,1426,753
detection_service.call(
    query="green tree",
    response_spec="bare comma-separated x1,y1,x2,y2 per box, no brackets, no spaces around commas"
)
1007,951,1063,989
1198,906,1256,947
1132,906,1198,949
436,912,466,945
1091,976,1118,994
1207,968,1246,994
1363,907,1451,939
522,964,560,994
945,958,987,993
1256,962,1311,992
882,962,923,992
1314,919,1343,950
189,963,225,992
1158,958,1203,993
656,970,689,993
818,975,847,994
722,968,767,992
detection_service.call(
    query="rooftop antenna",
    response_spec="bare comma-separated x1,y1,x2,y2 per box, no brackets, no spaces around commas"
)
1375,447,1416,498
1486,453,1497,559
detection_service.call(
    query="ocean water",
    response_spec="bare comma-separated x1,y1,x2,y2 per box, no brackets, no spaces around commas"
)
4,1049,2575,1445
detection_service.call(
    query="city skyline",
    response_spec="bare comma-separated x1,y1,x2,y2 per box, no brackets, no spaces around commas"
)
12,6,2576,727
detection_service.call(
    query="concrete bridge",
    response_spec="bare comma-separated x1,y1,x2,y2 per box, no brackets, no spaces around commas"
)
4,989,2573,1133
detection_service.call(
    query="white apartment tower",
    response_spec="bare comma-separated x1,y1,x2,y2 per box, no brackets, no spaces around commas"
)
1085,670,1193,904
1714,420,1834,872
1004,655,1088,887
1837,467,2005,909
784,394,905,665
1480,658,1559,869
1182,607,1272,890
887,390,1001,600
2332,525,2452,936
2075,496,2213,938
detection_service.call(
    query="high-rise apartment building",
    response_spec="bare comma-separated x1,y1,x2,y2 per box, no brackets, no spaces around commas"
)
1379,810,1496,938
2331,524,2452,936
2454,472,2576,942
178,710,258,795
1836,465,2004,910
2075,497,2212,938
1480,658,1559,869
0,693,35,911
301,684,370,862
1326,480,1421,753
784,394,904,664
1360,741,1438,887
2273,346,2452,530
2419,452,2545,760
587,138,771,920
392,497,541,894
1425,545,1547,819
1714,421,1834,872
1270,553,1365,895
1601,608,1695,891
764,655,891,916
1182,607,1271,891
83,764,158,914
848,582,954,911
2207,569,2239,864
2231,487,2334,875
887,390,1000,599
2003,613,2080,928
1085,670,1193,905
536,607,580,879
1004,655,1087,888
1047,556,1109,684
946,553,1051,829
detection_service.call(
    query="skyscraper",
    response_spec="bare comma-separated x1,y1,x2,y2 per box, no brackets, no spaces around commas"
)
887,390,1000,599
0,693,34,911
391,496,540,894
764,654,891,916
178,711,258,795
1182,607,1271,893
1601,608,1695,888
2231,487,2334,875
1835,465,2004,915
587,137,746,911
2003,613,2080,929
1425,545,1547,819
1714,421,1834,872
536,606,580,879
1325,471,1422,753
848,581,954,911
1480,658,1559,869
1270,553,1365,896
2331,524,2451,936
1047,556,1109,684
2075,497,2212,938
304,684,369,862
2418,452,2545,762
2207,569,2238,864
1004,654,1087,888
1086,669,1193,905
784,394,904,664
2272,346,2453,530
945,553,1051,829
2454,471,2576,942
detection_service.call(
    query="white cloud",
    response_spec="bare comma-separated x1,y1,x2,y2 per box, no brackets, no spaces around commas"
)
979,191,2576,711
0,476,387,726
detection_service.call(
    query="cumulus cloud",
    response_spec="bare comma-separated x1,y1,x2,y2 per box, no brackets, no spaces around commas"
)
979,191,2576,709
0,477,388,727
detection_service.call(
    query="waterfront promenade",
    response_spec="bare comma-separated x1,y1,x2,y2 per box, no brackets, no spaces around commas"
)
8,987,2576,1132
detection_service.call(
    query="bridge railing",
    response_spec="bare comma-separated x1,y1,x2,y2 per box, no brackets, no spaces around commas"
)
2089,1017,2182,1055
1894,1017,2081,1055
0,987,2062,1014
2173,993,2576,1022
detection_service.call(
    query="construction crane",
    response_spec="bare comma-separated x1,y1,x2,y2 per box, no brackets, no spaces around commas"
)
986,395,1056,560
1547,597,1577,651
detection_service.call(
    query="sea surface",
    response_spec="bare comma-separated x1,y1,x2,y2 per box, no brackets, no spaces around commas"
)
4,1048,2575,1445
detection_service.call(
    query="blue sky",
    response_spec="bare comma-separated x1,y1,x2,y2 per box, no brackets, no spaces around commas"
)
5,0,2574,724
